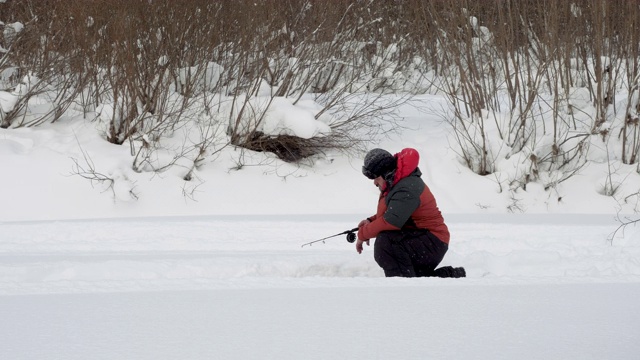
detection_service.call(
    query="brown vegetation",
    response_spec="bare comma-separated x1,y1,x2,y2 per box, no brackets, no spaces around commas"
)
0,0,638,175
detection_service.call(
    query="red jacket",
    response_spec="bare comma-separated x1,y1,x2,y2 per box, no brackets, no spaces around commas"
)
358,148,450,244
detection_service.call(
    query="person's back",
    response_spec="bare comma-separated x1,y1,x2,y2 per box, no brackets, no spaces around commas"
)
384,167,449,244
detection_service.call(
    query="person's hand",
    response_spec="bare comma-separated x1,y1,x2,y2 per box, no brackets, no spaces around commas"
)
356,238,370,254
356,219,371,253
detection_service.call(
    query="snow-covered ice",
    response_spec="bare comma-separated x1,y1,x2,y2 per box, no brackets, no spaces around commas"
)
1,214,639,359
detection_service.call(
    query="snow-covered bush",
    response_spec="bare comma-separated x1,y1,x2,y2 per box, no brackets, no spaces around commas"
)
0,0,639,208
417,1,640,206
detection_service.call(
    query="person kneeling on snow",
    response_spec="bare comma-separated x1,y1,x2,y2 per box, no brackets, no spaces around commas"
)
356,148,466,278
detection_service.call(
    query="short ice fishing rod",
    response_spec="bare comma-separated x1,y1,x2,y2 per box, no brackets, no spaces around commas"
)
301,228,358,248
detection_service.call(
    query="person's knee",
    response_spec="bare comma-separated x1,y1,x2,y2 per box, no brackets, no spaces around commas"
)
373,237,395,269
374,232,415,277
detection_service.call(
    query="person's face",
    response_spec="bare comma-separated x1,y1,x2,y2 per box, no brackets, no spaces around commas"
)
373,176,386,192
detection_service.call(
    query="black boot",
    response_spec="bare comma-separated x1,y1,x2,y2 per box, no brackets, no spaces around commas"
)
434,266,466,278
452,267,466,278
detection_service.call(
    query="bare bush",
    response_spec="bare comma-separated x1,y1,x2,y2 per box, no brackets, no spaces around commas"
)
0,2,88,128
408,0,640,203
3,0,640,192
213,0,417,162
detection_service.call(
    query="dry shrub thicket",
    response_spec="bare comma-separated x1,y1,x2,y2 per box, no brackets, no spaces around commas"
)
0,0,639,187
418,0,640,195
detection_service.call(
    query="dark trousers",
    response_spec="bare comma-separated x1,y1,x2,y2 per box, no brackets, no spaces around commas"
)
373,229,448,277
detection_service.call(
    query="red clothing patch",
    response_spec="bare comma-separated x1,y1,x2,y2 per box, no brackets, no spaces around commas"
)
393,148,420,185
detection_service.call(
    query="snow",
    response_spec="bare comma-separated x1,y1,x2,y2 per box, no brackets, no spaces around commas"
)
3,283,638,360
1,95,640,357
0,90,18,112
220,94,331,139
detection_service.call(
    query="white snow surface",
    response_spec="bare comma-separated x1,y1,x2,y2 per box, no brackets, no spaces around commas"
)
1,94,639,359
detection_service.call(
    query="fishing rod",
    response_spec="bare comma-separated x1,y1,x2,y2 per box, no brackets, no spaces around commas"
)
301,227,358,248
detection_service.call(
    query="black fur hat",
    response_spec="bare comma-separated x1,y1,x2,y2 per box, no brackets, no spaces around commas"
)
362,148,396,179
